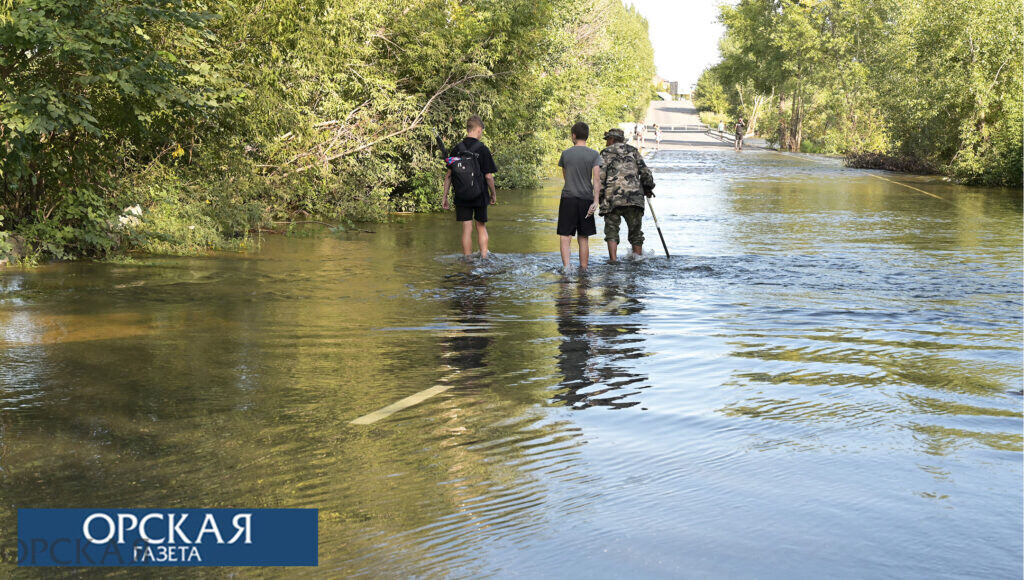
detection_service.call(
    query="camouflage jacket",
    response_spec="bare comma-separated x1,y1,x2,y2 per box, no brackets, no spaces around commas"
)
598,143,655,215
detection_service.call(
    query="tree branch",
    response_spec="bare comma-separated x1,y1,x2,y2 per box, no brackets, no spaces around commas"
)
287,72,491,175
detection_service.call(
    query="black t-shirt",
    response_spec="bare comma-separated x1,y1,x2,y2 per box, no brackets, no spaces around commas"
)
450,137,497,207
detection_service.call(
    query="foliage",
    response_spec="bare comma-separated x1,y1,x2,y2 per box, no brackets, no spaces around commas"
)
118,163,263,255
702,0,1022,186
0,0,237,259
693,68,730,116
0,213,12,260
0,0,655,260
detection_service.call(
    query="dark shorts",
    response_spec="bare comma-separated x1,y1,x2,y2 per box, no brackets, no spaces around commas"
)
557,197,597,237
455,202,488,223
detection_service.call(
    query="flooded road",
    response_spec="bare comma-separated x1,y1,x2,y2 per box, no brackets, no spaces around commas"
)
1,149,1021,578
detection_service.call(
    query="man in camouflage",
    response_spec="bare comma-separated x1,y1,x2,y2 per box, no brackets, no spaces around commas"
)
599,128,655,262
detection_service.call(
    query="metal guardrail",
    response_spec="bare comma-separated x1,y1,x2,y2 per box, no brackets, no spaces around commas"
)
658,124,709,133
638,125,746,144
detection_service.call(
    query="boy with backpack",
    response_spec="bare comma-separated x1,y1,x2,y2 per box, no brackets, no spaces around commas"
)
442,115,498,258
557,121,601,270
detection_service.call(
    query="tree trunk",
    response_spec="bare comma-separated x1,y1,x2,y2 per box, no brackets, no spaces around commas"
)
749,87,774,139
792,92,803,152
788,86,798,151
777,89,789,151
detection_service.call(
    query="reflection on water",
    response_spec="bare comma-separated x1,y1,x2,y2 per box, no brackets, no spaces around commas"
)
0,149,1021,578
554,278,649,410
442,272,494,377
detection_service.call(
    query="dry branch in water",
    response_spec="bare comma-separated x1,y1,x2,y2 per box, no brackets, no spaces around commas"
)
271,73,490,177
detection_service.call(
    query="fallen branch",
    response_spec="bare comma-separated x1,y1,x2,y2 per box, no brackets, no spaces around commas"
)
286,71,492,175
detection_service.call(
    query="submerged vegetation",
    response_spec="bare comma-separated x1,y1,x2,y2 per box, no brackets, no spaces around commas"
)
0,0,654,260
693,0,1022,187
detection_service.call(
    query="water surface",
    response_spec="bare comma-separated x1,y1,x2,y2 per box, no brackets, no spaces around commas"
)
1,149,1021,578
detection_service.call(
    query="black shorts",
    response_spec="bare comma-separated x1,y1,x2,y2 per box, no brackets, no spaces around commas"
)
556,197,596,237
455,202,488,223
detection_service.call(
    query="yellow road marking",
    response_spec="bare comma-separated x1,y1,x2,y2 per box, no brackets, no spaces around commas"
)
765,150,949,202
867,173,949,202
350,384,454,425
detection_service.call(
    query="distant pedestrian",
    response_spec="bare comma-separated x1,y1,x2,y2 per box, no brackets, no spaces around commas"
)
638,122,647,149
442,115,498,258
718,120,725,133
654,124,663,151
633,123,642,147
556,122,602,270
599,128,656,262
734,117,746,151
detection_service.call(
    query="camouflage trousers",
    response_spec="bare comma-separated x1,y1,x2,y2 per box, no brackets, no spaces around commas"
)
603,205,644,246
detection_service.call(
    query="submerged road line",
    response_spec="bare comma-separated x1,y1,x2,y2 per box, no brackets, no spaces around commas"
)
867,173,949,202
352,298,630,425
763,149,950,203
350,384,455,425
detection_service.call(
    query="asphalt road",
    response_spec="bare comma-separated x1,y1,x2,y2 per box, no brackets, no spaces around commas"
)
640,99,733,151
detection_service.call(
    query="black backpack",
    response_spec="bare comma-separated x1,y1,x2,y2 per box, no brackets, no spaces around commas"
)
447,141,486,203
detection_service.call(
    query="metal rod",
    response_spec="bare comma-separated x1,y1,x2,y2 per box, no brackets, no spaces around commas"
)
645,197,670,258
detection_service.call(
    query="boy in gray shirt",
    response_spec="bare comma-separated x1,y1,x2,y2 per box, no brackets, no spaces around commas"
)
557,122,602,269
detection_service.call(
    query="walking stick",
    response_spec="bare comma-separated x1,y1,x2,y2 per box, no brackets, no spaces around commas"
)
646,196,670,258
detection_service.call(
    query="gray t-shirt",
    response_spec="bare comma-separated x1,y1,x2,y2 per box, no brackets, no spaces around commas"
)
558,145,602,200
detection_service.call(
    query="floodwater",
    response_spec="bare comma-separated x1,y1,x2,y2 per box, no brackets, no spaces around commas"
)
1,149,1021,578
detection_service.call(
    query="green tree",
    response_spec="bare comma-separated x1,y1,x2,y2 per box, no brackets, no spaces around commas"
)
706,0,1022,184
1,0,657,259
0,0,234,257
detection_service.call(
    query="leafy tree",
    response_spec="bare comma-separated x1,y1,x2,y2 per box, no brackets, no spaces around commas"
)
693,68,730,116
706,0,1022,185
1,0,656,259
0,0,235,257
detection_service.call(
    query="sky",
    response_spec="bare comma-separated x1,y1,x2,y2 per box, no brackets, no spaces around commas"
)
626,0,728,91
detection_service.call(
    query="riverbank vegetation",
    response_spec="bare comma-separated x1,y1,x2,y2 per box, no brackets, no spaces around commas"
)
0,0,653,261
693,0,1022,187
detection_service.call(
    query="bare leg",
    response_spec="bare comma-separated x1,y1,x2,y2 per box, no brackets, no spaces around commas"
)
632,244,643,256
559,235,572,268
607,240,618,263
578,236,590,269
460,221,473,256
475,221,489,259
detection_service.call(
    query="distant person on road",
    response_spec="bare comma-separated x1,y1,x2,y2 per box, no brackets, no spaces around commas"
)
599,128,655,263
557,121,602,270
654,124,663,151
442,115,498,259
638,122,647,149
734,117,746,151
718,120,725,133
